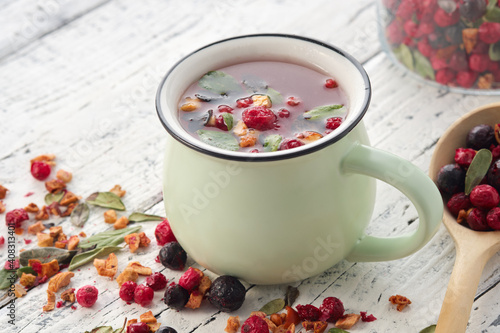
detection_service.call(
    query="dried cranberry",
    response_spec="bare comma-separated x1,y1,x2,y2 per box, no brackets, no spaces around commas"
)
487,207,500,230
178,267,202,292
279,139,304,151
218,105,233,113
319,297,344,323
215,115,229,131
0,236,4,246
456,70,478,88
403,20,418,38
417,38,433,58
278,108,290,118
159,241,187,271
491,146,500,162
360,311,377,322
207,275,246,312
466,208,490,231
446,192,471,217
467,124,495,150
325,79,338,89
454,148,476,168
5,208,29,228
296,304,321,321
119,281,137,302
242,106,277,131
469,54,490,73
386,20,405,44
155,219,177,246
431,54,448,71
396,0,418,20
76,285,98,307
478,22,500,44
164,284,189,310
4,258,20,270
326,117,342,130
134,284,154,307
286,96,301,106
470,185,500,210
30,161,51,181
127,322,151,333
436,164,465,195
434,8,460,27
436,69,456,85
146,272,168,291
236,97,253,108
241,315,268,333
448,52,469,72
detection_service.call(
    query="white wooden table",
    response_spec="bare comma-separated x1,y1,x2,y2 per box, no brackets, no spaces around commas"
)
1,1,500,332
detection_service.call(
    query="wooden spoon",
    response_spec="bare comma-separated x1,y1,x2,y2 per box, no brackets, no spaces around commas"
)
429,103,500,333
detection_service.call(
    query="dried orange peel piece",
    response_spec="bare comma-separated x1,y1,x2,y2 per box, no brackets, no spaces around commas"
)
94,253,118,279
48,272,75,293
389,294,412,311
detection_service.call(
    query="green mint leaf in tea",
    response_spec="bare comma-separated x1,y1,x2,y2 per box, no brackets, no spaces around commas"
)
198,70,242,95
196,130,240,151
263,134,283,152
304,105,344,120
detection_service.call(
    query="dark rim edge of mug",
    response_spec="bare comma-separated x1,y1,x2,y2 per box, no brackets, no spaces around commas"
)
155,33,372,162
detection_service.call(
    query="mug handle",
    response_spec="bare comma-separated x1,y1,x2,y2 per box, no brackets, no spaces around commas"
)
341,143,443,262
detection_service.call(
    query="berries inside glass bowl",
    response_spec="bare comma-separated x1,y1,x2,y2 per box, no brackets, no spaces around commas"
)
437,121,500,231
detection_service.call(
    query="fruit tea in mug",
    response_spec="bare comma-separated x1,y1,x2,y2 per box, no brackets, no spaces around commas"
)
177,61,349,153
156,34,443,284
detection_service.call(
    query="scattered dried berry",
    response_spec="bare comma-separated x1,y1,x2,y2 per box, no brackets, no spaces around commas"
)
127,322,151,333
241,315,268,333
296,304,321,321
145,272,168,291
134,284,154,307
179,267,202,292
5,208,29,228
31,161,51,180
207,275,246,312
164,284,189,311
76,285,98,307
319,296,344,323
155,219,177,246
446,192,471,217
119,281,138,302
159,242,187,271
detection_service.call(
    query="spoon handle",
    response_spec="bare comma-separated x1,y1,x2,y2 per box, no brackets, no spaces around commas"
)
435,246,490,333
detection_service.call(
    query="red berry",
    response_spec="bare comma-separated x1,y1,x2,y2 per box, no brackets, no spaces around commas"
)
250,149,259,153
404,20,418,38
469,54,490,72
215,115,229,131
155,219,177,246
76,285,98,307
448,52,468,72
146,272,168,291
319,297,344,323
386,20,405,44
417,38,433,58
434,8,460,27
278,108,290,118
478,22,500,44
236,97,253,108
134,284,154,307
456,70,478,88
436,69,456,85
242,106,277,131
325,79,338,89
467,208,490,231
286,96,301,106
470,184,500,209
326,117,343,130
127,322,151,333
415,21,435,37
178,267,202,292
472,40,490,54
5,208,29,228
279,139,304,151
396,0,419,20
30,161,51,181
492,145,500,161
431,54,448,71
296,304,321,321
446,192,471,216
454,148,476,168
487,207,500,230
241,315,269,333
119,281,137,302
0,236,4,246
218,105,233,113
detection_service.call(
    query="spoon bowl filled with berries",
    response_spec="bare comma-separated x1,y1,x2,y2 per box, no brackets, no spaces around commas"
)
429,102,500,333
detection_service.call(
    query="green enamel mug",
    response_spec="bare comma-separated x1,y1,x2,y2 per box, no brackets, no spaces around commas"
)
156,34,443,284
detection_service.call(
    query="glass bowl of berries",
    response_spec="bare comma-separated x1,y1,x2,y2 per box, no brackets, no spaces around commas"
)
379,0,500,94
